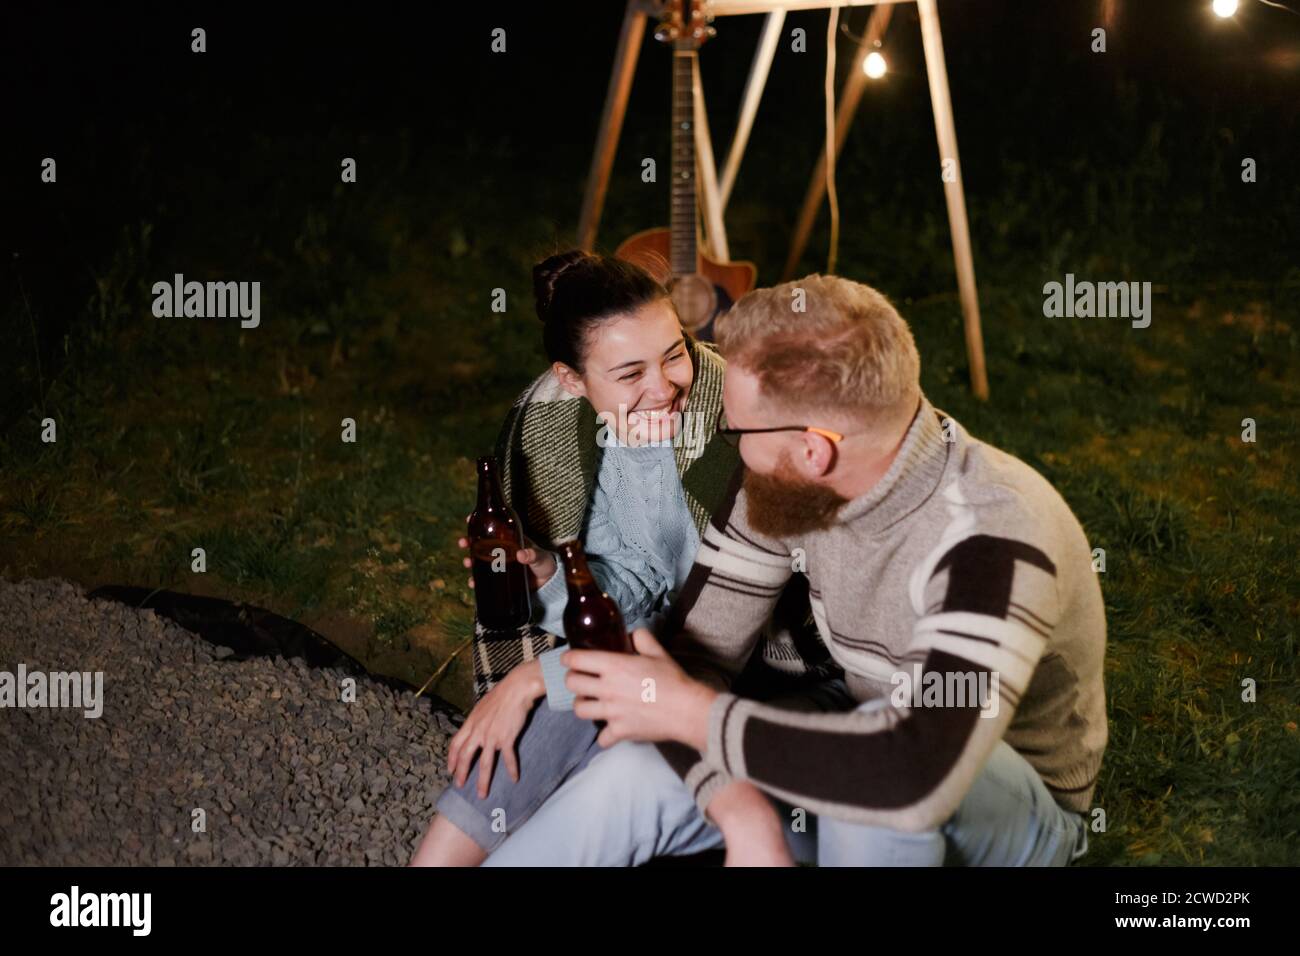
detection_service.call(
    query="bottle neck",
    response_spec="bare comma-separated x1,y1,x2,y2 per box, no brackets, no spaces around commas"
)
560,543,596,591
476,457,506,512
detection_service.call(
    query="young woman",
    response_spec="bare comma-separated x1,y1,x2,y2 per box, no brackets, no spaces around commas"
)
409,250,805,866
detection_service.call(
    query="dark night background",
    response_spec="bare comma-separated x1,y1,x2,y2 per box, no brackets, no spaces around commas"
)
2,1,1297,865
7,0,1298,317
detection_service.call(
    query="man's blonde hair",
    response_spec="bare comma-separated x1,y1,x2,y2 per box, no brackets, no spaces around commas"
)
715,275,921,424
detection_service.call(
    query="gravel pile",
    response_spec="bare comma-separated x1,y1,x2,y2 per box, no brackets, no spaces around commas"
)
0,577,462,866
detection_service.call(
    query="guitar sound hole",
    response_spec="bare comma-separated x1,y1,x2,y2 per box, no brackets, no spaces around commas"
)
670,274,717,332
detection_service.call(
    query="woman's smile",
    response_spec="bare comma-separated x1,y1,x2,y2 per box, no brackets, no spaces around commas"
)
627,388,685,425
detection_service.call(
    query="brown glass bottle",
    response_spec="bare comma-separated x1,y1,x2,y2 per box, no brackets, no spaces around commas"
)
559,540,635,653
467,456,532,629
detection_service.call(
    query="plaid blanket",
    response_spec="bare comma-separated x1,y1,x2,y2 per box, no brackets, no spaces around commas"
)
470,337,836,700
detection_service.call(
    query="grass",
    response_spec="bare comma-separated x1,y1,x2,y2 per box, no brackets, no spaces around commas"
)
2,70,1297,866
899,285,1299,866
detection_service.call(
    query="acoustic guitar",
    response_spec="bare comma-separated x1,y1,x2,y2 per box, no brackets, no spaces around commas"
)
616,0,756,342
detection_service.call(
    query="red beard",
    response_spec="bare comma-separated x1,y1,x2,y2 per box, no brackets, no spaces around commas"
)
742,452,850,538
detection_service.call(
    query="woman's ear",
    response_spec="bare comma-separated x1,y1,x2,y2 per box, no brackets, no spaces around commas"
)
553,362,587,399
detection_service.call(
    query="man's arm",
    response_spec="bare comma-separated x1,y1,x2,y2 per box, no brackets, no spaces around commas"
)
697,531,1061,833
654,469,794,810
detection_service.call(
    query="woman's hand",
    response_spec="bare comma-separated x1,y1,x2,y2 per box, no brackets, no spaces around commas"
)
513,540,558,590
459,517,558,591
445,660,546,799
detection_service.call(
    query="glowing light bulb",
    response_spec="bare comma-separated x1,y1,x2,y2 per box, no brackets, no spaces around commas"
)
1212,0,1238,17
864,51,887,79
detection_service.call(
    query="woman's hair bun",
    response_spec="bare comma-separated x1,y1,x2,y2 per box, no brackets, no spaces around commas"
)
530,248,669,372
533,250,592,324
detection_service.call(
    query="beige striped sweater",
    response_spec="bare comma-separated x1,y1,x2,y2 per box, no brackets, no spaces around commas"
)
656,396,1108,831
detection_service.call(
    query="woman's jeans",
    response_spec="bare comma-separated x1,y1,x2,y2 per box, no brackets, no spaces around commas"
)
438,684,1090,866
434,699,601,852
478,692,1090,867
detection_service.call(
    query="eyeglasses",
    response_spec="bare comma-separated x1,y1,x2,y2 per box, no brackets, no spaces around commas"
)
715,408,844,446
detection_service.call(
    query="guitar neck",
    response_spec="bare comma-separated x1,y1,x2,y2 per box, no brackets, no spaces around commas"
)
670,48,697,278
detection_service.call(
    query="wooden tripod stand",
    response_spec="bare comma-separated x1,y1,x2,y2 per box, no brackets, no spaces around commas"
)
576,0,990,400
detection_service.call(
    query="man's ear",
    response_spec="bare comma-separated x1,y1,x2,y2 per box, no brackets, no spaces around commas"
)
553,362,587,399
798,431,838,478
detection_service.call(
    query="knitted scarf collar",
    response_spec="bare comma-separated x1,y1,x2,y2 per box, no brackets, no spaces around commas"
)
495,337,739,549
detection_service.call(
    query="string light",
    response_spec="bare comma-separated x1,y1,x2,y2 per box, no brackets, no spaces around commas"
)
840,13,888,80
1212,0,1239,16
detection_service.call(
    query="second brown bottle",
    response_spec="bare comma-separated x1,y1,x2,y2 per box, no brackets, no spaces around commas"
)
558,539,636,654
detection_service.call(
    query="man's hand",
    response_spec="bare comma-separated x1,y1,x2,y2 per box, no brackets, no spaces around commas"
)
563,628,718,750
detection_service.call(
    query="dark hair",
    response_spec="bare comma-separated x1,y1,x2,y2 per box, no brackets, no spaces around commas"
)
533,250,670,372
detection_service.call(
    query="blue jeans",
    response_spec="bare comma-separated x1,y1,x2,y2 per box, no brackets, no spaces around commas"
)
482,697,1090,867
435,699,601,852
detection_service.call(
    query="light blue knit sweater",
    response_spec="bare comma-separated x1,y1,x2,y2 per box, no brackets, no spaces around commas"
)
532,435,701,710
